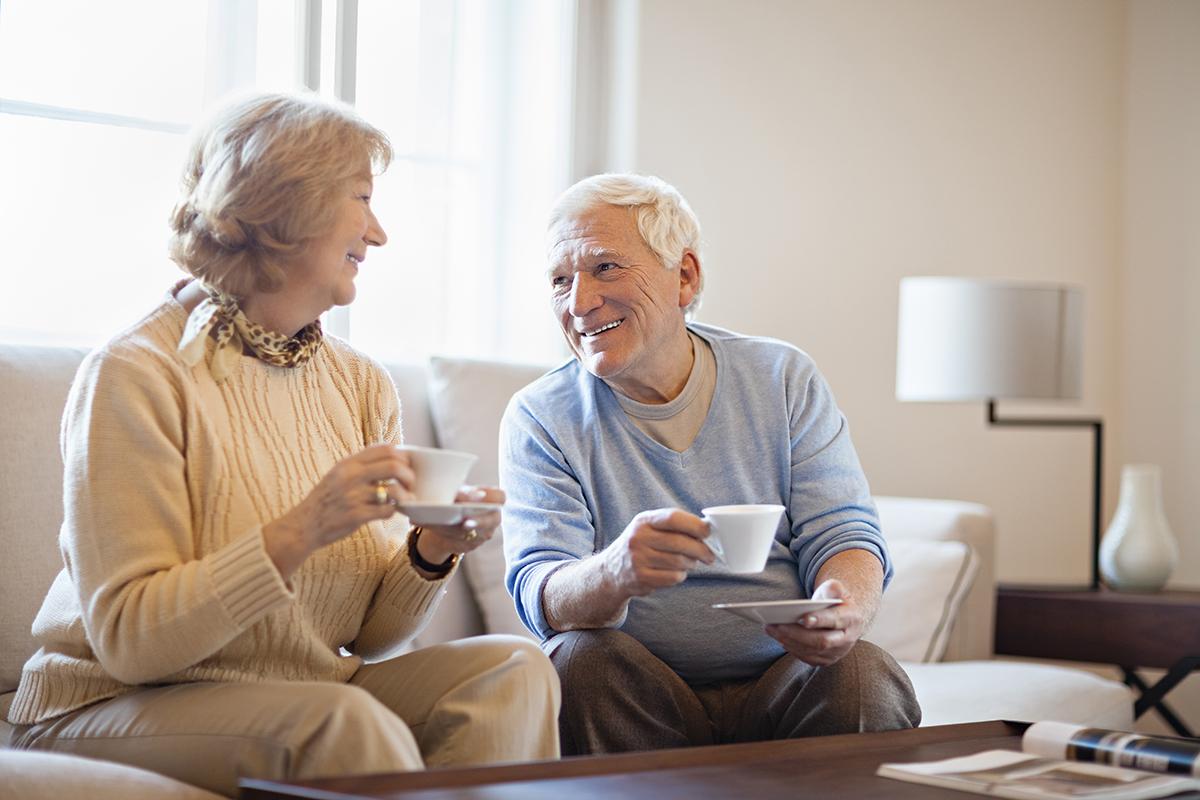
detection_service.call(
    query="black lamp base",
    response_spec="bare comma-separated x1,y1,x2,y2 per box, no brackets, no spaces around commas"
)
986,399,1104,590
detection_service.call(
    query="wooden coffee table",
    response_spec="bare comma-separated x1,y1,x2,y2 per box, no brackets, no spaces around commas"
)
240,720,1025,799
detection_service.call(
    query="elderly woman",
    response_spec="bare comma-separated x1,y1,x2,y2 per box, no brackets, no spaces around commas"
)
5,92,559,797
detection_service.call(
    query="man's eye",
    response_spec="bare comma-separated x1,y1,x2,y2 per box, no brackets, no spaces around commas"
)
550,275,569,288
596,262,618,273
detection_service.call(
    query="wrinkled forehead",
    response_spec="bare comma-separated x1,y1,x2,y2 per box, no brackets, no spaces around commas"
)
546,204,639,264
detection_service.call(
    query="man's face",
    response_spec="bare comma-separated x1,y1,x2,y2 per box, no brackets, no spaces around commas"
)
547,204,697,397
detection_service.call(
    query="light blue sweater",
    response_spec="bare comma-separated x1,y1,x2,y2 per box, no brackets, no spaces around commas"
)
499,323,889,684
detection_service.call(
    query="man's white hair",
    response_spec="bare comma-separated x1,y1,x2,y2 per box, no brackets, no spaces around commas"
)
548,173,704,317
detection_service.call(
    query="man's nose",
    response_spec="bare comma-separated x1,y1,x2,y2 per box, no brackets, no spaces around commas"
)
568,273,602,316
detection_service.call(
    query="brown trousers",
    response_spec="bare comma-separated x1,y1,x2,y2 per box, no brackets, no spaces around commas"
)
545,628,920,755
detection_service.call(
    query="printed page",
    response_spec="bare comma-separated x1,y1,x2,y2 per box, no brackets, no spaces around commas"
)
877,749,1200,800
1025,721,1200,777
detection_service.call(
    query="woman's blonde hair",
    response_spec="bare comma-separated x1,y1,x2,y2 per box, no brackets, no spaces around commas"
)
169,92,392,297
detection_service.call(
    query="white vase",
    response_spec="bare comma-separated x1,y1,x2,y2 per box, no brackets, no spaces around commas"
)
1099,464,1178,592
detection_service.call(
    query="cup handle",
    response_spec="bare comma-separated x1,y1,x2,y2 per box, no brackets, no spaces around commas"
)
702,518,727,566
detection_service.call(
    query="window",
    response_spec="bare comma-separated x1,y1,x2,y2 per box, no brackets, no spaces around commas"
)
350,0,574,363
1,0,573,364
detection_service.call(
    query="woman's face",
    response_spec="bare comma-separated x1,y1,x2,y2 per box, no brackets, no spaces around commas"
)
287,168,388,312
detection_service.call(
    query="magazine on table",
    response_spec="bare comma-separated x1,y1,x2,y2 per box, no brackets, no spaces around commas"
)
877,721,1200,799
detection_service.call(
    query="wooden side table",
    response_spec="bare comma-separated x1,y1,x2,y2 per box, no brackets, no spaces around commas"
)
995,585,1200,736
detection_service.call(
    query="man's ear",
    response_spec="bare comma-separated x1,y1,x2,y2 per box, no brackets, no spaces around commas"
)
677,250,702,310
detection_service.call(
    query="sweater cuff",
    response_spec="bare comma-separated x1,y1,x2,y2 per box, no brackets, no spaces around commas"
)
523,559,571,640
372,532,459,614
207,527,294,628
805,540,889,596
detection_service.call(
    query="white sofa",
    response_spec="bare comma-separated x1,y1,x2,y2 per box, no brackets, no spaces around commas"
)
0,344,1133,798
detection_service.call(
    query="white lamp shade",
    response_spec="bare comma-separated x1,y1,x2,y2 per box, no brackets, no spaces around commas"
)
896,277,1083,401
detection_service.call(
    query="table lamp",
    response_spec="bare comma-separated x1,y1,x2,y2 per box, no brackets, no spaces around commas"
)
895,277,1103,588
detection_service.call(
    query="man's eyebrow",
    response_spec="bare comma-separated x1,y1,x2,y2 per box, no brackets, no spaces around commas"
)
581,245,622,260
547,244,624,275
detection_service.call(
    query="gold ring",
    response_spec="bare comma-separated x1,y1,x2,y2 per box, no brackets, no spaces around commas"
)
465,529,478,543
374,481,389,505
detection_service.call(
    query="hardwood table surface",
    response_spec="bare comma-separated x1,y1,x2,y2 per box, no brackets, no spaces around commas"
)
241,720,1027,800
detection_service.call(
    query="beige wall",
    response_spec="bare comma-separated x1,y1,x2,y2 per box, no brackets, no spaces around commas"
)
633,0,1127,586
1122,0,1200,590
624,0,1198,731
1116,0,1200,736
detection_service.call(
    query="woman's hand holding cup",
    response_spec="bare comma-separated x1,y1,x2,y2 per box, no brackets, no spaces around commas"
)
264,444,417,580
417,486,506,564
386,444,493,565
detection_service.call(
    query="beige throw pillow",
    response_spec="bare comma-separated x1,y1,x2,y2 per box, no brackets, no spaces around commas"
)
427,356,551,641
866,538,979,663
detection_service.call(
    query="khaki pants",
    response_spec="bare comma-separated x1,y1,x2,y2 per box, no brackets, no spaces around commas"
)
10,635,560,798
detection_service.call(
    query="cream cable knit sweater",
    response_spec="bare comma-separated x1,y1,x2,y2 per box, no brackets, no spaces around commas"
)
8,286,452,726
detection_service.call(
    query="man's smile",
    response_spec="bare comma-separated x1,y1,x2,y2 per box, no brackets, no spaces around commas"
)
581,319,624,337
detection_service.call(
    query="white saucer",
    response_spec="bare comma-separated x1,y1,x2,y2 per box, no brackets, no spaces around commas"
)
399,502,503,526
711,598,843,625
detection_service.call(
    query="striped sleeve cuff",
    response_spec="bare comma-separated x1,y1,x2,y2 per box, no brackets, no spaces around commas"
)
207,527,294,628
372,536,459,615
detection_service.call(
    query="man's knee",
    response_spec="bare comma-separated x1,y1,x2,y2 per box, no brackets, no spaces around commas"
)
850,640,920,711
814,640,922,731
544,628,649,692
544,629,710,754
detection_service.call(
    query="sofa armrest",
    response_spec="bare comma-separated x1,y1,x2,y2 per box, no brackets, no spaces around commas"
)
875,496,996,661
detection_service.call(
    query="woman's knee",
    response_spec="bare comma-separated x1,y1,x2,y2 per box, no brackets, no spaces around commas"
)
468,635,561,708
284,682,423,776
10,680,425,794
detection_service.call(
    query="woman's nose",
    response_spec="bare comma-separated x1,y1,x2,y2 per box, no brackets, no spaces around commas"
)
366,209,387,247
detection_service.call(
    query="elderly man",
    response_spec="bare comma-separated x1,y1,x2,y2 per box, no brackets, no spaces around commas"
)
499,173,919,755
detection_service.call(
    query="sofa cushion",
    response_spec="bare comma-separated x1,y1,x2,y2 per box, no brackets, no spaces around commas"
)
383,360,485,648
875,496,996,661
867,538,978,663
0,748,225,799
384,361,439,449
0,345,89,693
426,356,552,640
902,659,1134,729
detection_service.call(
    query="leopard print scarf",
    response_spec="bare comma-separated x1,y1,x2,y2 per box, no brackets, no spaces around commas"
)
177,283,324,381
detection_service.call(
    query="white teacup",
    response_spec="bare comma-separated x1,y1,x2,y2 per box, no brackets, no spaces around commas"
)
701,504,786,573
397,445,478,504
